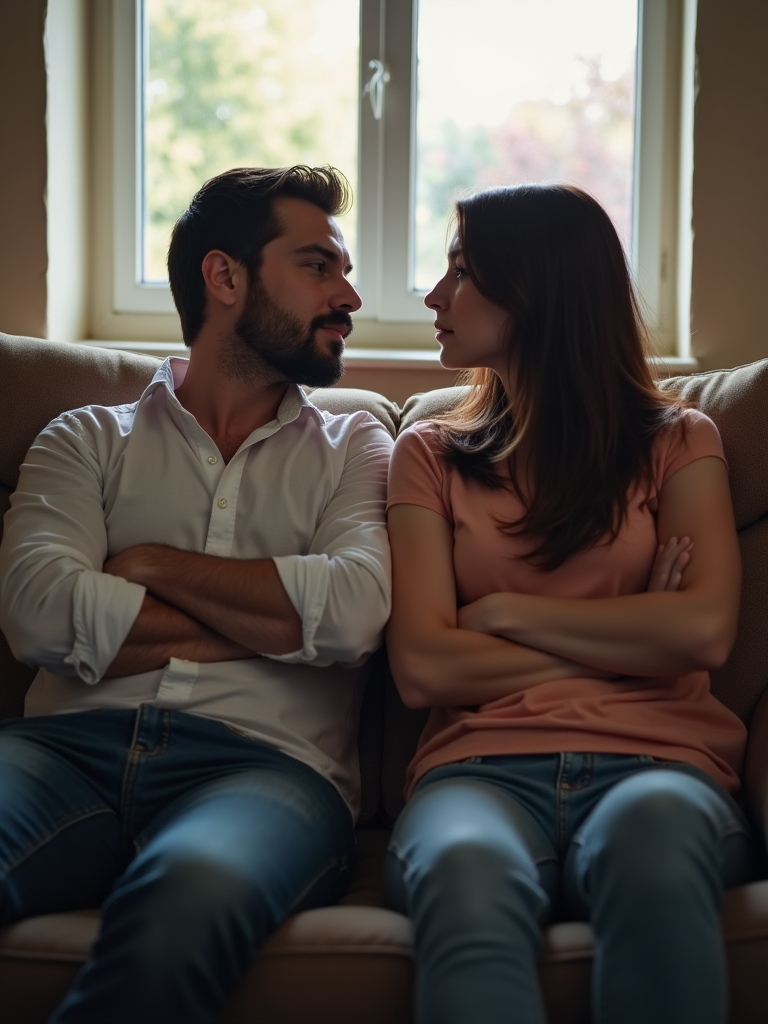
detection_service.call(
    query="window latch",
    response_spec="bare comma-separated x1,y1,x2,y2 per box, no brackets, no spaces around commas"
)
364,59,391,121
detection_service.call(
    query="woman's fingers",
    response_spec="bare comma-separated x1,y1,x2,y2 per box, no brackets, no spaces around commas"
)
647,536,693,592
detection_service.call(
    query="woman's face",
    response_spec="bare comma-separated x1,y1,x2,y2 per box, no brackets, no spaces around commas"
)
424,235,510,373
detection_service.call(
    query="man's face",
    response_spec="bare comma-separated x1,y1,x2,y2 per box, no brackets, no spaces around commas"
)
229,197,361,388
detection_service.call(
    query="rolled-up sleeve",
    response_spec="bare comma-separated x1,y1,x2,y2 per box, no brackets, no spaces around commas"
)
270,414,393,666
0,413,146,683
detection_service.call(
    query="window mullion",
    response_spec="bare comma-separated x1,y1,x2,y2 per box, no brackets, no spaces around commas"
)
378,0,432,322
356,0,386,320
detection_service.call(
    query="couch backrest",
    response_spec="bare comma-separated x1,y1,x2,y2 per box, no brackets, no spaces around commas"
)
3,333,768,827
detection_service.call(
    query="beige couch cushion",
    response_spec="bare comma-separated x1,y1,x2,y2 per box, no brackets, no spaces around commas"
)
5,851,768,1024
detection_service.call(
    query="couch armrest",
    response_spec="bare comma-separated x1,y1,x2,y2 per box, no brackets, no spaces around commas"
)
743,684,768,848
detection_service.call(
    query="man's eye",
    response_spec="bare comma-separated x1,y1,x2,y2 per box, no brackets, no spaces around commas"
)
307,261,325,272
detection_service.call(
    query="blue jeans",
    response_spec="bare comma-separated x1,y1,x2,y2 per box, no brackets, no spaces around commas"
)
0,707,354,1024
385,753,756,1024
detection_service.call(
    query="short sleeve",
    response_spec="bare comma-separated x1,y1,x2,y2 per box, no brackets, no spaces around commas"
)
659,409,727,488
387,423,451,521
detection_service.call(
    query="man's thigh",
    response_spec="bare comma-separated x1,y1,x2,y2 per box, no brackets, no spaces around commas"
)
125,757,355,927
0,716,126,923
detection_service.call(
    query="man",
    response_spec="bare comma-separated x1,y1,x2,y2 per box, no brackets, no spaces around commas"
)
0,166,392,1023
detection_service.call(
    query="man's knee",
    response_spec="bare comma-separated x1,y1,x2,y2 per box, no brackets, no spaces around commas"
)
109,852,269,971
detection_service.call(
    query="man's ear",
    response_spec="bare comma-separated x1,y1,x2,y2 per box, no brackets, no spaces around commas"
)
200,250,247,308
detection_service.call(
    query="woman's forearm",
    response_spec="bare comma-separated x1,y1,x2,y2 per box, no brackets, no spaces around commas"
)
386,623,611,709
462,589,736,677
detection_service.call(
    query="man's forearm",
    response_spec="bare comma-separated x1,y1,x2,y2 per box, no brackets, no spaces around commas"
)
104,546,303,656
104,593,255,677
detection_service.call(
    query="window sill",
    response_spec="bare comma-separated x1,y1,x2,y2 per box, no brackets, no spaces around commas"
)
77,340,699,376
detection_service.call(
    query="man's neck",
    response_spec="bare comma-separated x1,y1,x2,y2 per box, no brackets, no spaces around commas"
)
174,340,291,462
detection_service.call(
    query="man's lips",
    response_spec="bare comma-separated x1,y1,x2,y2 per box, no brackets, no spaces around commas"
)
321,327,347,344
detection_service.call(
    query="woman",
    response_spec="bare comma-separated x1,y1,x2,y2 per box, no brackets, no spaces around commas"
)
385,184,755,1024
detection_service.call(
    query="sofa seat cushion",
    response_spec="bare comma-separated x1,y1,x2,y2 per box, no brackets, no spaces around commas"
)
4,828,768,1024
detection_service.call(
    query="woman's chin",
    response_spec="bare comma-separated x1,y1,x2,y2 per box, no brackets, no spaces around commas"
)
438,346,468,371
439,351,478,372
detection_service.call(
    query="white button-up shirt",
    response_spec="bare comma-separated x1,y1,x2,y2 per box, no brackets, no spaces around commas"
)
0,358,393,817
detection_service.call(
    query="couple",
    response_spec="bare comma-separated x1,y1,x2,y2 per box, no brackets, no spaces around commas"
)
0,165,755,1024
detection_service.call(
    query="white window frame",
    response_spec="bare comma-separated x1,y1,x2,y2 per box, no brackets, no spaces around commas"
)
112,0,679,338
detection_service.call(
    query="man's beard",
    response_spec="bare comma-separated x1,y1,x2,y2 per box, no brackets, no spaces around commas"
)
220,277,353,388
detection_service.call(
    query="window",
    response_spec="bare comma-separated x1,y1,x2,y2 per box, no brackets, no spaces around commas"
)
112,0,682,345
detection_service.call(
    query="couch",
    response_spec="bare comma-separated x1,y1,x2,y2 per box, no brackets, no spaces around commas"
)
2,331,768,1023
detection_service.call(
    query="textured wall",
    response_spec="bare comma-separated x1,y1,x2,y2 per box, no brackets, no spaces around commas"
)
0,2,48,338
691,0,768,370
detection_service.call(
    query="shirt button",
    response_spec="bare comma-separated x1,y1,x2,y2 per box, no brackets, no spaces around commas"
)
218,498,228,509
208,455,217,465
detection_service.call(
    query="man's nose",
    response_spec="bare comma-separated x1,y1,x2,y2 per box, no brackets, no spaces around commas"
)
333,277,362,313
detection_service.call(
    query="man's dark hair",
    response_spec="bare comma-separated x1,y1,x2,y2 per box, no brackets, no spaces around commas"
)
167,165,351,345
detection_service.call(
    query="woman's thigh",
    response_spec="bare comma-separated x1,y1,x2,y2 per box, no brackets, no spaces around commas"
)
561,765,756,1024
563,764,755,918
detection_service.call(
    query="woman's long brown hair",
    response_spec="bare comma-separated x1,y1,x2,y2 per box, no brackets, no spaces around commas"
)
433,184,685,571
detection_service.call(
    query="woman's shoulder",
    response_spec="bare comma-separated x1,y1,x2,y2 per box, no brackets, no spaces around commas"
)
654,406,725,484
388,420,453,515
394,418,443,448
657,406,722,447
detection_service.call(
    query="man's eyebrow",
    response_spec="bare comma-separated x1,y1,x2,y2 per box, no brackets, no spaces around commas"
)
291,243,353,274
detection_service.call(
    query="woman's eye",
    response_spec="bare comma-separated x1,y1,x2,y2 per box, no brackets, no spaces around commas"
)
454,263,466,278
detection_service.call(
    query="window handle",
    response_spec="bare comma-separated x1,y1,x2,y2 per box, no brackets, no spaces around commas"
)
364,59,391,121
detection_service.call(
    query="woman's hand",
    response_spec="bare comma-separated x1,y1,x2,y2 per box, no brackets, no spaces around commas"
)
647,536,693,593
457,537,693,636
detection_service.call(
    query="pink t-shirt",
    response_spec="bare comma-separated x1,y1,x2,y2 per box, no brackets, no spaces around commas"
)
387,409,746,798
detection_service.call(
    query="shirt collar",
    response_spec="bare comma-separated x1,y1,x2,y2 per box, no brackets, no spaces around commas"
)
139,357,326,430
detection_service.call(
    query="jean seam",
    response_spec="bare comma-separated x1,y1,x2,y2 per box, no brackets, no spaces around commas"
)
556,753,569,859
0,806,114,878
287,852,349,913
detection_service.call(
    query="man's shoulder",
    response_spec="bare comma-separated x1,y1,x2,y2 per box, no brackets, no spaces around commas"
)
305,403,395,448
37,399,143,453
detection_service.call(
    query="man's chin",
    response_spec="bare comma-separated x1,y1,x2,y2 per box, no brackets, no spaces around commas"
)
298,354,344,389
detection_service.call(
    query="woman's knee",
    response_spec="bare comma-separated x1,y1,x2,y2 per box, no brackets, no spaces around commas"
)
574,775,727,905
402,837,550,939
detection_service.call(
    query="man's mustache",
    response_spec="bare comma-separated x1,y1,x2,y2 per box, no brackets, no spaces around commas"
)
312,311,354,337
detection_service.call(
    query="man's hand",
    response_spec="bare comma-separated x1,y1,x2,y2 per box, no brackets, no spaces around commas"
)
103,545,164,587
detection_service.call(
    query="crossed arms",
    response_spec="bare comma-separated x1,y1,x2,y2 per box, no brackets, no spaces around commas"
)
102,548,302,676
387,456,741,709
0,407,393,683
